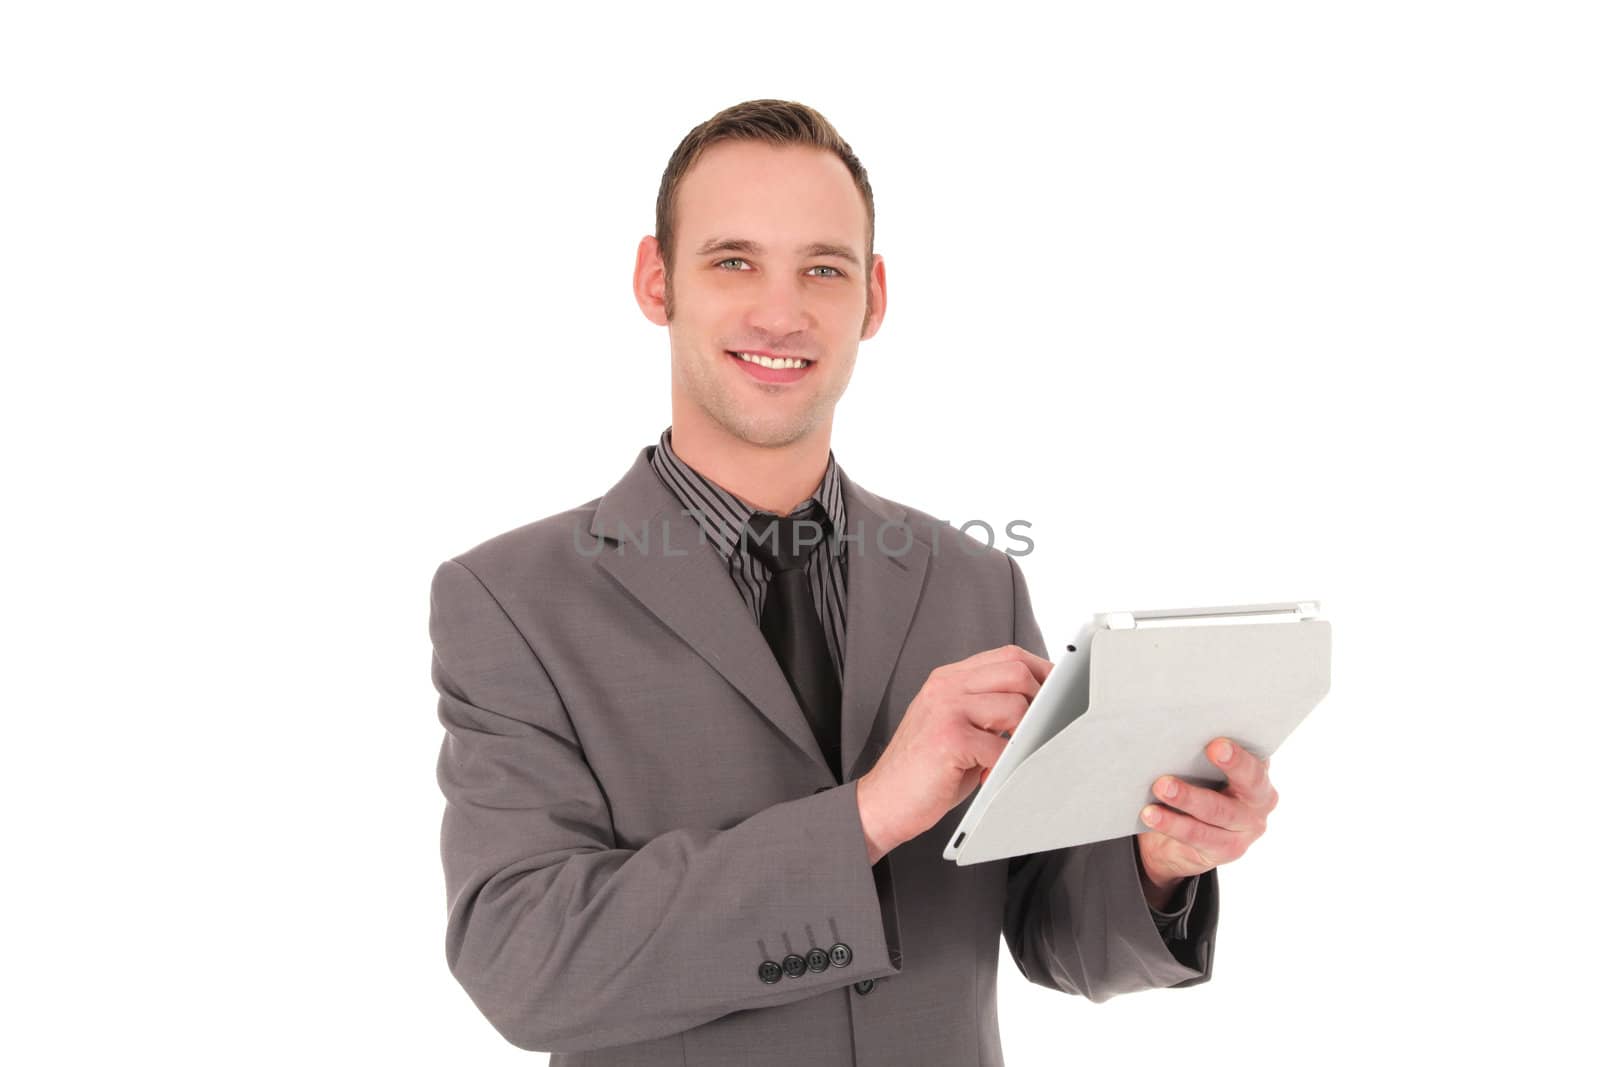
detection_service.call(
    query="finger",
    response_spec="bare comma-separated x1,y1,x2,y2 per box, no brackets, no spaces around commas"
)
969,724,1008,769
955,644,1054,684
1140,804,1247,863
957,658,1045,703
960,690,1032,737
1209,737,1275,808
1151,775,1263,833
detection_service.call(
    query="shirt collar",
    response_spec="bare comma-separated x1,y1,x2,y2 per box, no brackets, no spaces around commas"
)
648,424,847,566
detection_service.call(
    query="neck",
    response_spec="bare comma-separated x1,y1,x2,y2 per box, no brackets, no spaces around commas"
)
668,409,832,516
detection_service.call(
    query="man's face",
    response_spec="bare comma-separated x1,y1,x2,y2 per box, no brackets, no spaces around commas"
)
635,140,886,450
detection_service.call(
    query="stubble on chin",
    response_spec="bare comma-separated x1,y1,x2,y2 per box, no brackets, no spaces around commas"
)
725,407,821,450
712,374,821,449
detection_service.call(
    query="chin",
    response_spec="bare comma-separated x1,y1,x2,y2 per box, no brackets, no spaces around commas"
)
720,409,820,450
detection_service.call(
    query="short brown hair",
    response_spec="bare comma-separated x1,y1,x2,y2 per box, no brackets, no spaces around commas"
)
654,99,875,288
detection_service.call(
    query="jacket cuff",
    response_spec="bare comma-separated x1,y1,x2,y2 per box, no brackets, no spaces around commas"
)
1147,871,1201,941
1114,836,1212,985
826,778,903,975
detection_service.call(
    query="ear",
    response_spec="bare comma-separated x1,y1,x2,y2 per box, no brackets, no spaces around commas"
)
860,253,887,340
634,235,669,326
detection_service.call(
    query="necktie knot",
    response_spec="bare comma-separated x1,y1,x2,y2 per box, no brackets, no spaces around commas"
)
744,504,831,573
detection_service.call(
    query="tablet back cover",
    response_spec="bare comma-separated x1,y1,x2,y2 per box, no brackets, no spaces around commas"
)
950,618,1331,865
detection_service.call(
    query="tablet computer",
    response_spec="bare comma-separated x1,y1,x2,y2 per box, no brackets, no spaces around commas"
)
943,600,1331,865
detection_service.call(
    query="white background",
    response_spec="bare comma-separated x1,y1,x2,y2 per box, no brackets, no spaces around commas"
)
5,2,1596,1063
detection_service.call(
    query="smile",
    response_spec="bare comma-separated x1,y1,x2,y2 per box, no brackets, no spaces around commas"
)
729,351,813,369
726,350,815,384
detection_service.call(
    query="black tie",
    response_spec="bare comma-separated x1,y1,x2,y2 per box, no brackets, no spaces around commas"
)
744,504,843,781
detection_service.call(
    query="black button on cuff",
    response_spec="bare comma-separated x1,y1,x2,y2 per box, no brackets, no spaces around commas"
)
758,960,783,984
853,978,876,995
828,942,853,968
805,947,829,972
781,953,807,978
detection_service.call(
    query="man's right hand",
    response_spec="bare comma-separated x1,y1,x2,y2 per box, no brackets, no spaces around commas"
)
856,644,1054,864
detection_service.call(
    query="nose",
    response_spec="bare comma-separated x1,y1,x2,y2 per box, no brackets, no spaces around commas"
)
743,270,812,340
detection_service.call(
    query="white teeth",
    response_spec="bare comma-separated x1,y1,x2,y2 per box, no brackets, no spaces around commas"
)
733,351,810,369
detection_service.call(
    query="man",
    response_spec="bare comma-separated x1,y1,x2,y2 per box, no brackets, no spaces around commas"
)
430,99,1279,1065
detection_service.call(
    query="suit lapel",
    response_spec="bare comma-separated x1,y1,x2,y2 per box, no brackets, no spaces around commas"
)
590,446,929,784
835,467,929,780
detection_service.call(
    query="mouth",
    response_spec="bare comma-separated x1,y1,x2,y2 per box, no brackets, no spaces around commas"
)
726,349,816,384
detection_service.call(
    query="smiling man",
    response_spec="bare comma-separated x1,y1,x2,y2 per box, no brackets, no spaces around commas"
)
431,99,1274,1066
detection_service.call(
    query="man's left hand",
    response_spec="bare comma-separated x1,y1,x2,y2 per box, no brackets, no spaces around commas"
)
1137,737,1277,894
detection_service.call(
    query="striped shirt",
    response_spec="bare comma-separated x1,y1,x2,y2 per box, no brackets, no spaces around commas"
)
648,425,849,678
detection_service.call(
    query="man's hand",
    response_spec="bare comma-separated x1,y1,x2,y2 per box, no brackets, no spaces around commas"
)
1136,737,1277,906
857,645,1053,864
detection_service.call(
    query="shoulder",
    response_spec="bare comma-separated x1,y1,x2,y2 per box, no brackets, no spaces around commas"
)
433,495,607,591
860,485,1024,593
854,485,1035,652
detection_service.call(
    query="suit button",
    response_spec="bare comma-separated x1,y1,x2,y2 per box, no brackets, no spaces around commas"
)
853,978,876,995
806,947,829,972
758,960,782,984
781,954,807,978
828,942,853,968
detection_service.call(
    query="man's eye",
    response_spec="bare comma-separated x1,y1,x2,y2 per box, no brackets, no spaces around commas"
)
715,258,750,270
810,265,842,277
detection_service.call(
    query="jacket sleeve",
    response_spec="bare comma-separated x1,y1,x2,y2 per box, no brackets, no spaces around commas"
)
999,553,1218,1001
430,559,903,1053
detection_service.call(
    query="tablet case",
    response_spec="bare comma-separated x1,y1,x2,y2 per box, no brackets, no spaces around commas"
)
944,601,1332,865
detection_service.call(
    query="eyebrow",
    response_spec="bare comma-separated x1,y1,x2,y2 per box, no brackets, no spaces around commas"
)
694,237,862,269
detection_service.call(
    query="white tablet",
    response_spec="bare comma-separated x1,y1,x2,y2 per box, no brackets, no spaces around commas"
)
943,600,1331,865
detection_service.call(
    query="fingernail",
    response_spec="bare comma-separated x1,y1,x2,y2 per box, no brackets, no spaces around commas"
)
1216,741,1234,763
1160,778,1178,798
1142,805,1161,825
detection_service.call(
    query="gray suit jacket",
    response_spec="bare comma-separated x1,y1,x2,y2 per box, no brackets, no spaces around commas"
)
430,445,1217,1066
